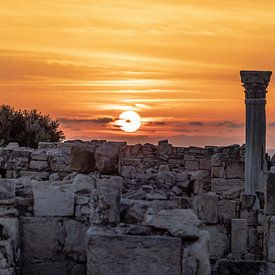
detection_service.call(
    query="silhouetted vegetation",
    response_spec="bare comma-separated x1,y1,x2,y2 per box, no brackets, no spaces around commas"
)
0,105,65,148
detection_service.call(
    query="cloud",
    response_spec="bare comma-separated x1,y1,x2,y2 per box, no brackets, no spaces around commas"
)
59,117,114,125
189,121,205,126
269,122,275,127
212,121,244,129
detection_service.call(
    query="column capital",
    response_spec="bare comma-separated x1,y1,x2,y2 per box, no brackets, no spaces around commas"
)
240,70,272,99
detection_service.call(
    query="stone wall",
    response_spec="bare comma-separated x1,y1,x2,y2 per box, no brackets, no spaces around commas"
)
0,140,268,274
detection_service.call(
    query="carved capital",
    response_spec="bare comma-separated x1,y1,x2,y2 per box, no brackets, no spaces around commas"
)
240,70,272,99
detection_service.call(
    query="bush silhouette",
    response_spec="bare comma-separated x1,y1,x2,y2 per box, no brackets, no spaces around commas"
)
0,105,65,148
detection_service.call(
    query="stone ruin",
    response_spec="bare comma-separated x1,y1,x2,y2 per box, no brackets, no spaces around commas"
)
0,70,275,274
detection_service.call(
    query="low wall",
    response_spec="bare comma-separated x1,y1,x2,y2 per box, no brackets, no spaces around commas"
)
0,140,268,274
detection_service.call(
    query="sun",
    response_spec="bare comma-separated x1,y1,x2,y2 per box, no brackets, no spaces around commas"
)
117,111,141,133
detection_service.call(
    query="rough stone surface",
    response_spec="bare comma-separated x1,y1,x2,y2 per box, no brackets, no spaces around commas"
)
231,219,248,259
32,181,75,216
70,145,95,173
144,209,201,239
87,229,182,275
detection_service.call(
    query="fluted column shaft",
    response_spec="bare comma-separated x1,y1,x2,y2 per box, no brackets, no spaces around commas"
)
240,70,272,195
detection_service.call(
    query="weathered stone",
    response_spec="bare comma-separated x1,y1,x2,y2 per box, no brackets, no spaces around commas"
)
0,179,15,200
86,229,182,275
144,209,201,239
64,219,88,261
70,145,95,173
218,199,238,220
231,219,248,259
199,158,211,170
95,142,126,175
241,193,256,209
32,180,74,216
221,186,244,199
186,230,211,275
226,162,244,179
158,140,173,155
240,209,258,226
29,160,50,171
185,160,199,170
203,192,218,224
31,149,48,161
211,166,224,178
90,177,122,226
48,148,70,172
182,256,197,275
22,218,58,258
265,172,275,215
202,225,229,259
120,200,148,224
212,178,244,194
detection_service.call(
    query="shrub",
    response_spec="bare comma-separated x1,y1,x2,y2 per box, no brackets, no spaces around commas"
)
0,105,65,148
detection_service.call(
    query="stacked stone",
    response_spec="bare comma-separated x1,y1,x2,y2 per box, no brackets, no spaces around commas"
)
0,179,19,275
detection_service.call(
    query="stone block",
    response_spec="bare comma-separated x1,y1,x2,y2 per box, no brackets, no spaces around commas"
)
202,225,229,259
266,216,275,263
241,194,256,209
182,256,197,275
231,219,248,258
218,199,238,220
248,229,259,253
185,161,199,170
211,166,224,178
0,179,15,200
29,160,50,171
95,142,126,175
64,220,88,261
143,209,201,239
203,192,218,224
226,162,244,179
70,145,95,173
240,209,258,226
199,158,211,170
22,218,58,259
265,172,275,215
158,140,173,155
211,178,244,194
221,186,244,199
32,181,74,216
48,149,70,172
86,229,182,275
23,262,67,275
90,177,122,226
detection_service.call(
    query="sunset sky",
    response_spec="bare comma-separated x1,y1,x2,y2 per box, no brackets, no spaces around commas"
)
1,0,275,147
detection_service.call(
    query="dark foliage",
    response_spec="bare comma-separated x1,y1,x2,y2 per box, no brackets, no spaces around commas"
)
0,105,65,148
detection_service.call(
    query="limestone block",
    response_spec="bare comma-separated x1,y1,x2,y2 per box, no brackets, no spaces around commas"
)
0,149,30,170
186,230,211,275
70,145,95,173
23,262,67,275
226,162,244,179
158,140,173,155
266,216,275,262
182,256,197,275
143,209,201,239
31,149,48,161
231,219,248,258
95,142,126,175
0,268,14,275
47,149,70,172
248,229,259,253
90,177,122,226
29,160,50,171
32,181,74,216
0,179,15,200
211,166,224,178
241,194,256,209
211,153,222,167
120,200,148,224
185,160,199,170
203,192,218,224
211,178,244,194
240,209,258,226
64,219,88,261
86,229,182,275
22,218,58,258
221,187,244,199
199,158,211,170
218,199,238,220
202,225,229,258
265,172,275,215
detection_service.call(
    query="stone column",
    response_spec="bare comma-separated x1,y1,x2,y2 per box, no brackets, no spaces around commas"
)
240,70,272,195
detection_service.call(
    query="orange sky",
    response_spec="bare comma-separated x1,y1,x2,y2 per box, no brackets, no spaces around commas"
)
1,0,275,147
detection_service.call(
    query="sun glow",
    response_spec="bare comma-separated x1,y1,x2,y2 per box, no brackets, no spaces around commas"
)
117,111,141,133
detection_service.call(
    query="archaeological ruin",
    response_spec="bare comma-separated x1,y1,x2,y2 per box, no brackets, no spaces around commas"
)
1,70,275,274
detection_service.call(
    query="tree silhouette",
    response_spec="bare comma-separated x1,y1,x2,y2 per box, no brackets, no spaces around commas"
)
0,105,65,148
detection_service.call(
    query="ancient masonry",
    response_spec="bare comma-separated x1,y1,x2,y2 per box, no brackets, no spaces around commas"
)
0,71,275,274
